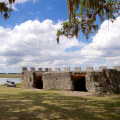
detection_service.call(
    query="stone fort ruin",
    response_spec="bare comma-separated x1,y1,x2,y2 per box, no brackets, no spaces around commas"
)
22,66,120,93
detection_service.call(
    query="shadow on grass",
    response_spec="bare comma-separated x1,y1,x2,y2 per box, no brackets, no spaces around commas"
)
0,88,120,120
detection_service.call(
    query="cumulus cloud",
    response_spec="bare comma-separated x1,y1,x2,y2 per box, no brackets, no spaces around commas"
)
0,17,120,73
80,16,120,67
0,19,79,72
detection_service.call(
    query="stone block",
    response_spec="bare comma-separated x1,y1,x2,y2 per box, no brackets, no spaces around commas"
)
114,66,120,71
38,68,42,72
55,68,60,72
45,68,49,72
22,67,27,72
74,67,81,72
42,72,73,90
102,69,120,93
86,67,93,72
64,67,70,72
48,68,52,72
30,67,35,72
99,66,107,71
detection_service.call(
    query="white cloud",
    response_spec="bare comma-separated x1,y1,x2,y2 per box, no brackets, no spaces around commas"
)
0,17,120,73
0,19,79,72
0,0,28,11
79,16,120,68
0,0,37,11
0,0,28,4
15,0,28,3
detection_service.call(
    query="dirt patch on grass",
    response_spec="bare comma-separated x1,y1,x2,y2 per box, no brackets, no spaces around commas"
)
54,90,94,97
16,88,94,96
17,88,120,98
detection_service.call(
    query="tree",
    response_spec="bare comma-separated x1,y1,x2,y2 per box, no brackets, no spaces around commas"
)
56,0,120,43
0,0,15,20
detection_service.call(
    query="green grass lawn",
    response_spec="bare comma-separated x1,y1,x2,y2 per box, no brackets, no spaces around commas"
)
0,74,22,78
0,86,120,120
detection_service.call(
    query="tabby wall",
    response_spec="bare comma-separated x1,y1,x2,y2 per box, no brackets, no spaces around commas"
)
86,69,120,93
22,71,35,88
43,72,73,90
22,66,120,93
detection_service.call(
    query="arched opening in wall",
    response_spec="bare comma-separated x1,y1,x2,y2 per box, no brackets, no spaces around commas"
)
73,73,87,92
35,74,43,89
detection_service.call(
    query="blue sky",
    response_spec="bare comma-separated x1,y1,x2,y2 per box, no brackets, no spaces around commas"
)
1,0,68,28
0,0,120,73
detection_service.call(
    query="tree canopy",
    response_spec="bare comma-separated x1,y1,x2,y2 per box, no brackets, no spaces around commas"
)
57,0,120,43
0,0,15,20
0,0,120,43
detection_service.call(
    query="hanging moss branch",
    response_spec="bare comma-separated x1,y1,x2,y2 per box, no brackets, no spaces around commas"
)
57,0,120,43
0,0,15,20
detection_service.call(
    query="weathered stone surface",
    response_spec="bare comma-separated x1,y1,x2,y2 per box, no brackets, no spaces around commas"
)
38,68,42,72
30,67,35,72
74,67,81,72
102,69,120,93
86,67,93,72
114,66,120,71
22,67,120,94
44,68,49,72
55,68,60,72
99,66,107,71
22,67,27,72
48,68,52,72
42,72,73,90
22,71,35,88
85,70,120,93
64,67,70,72
85,72,102,92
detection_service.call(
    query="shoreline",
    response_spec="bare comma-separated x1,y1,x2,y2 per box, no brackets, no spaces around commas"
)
0,74,22,78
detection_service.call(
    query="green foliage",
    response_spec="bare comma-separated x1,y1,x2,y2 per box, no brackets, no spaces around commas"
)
57,0,120,43
0,0,15,20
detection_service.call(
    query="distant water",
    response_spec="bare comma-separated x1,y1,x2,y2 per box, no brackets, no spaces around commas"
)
0,78,21,85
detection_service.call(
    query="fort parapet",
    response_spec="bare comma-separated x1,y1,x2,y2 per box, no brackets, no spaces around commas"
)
22,66,120,94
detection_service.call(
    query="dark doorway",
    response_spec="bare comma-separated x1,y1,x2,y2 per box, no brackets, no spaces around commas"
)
73,76,87,91
35,75,43,89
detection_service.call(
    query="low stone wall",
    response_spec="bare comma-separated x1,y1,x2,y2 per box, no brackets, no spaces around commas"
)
42,72,73,90
85,71,102,92
22,71,35,88
85,69,120,93
102,69,120,93
22,67,120,94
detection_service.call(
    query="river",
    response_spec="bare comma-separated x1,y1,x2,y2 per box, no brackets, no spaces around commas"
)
0,78,21,85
